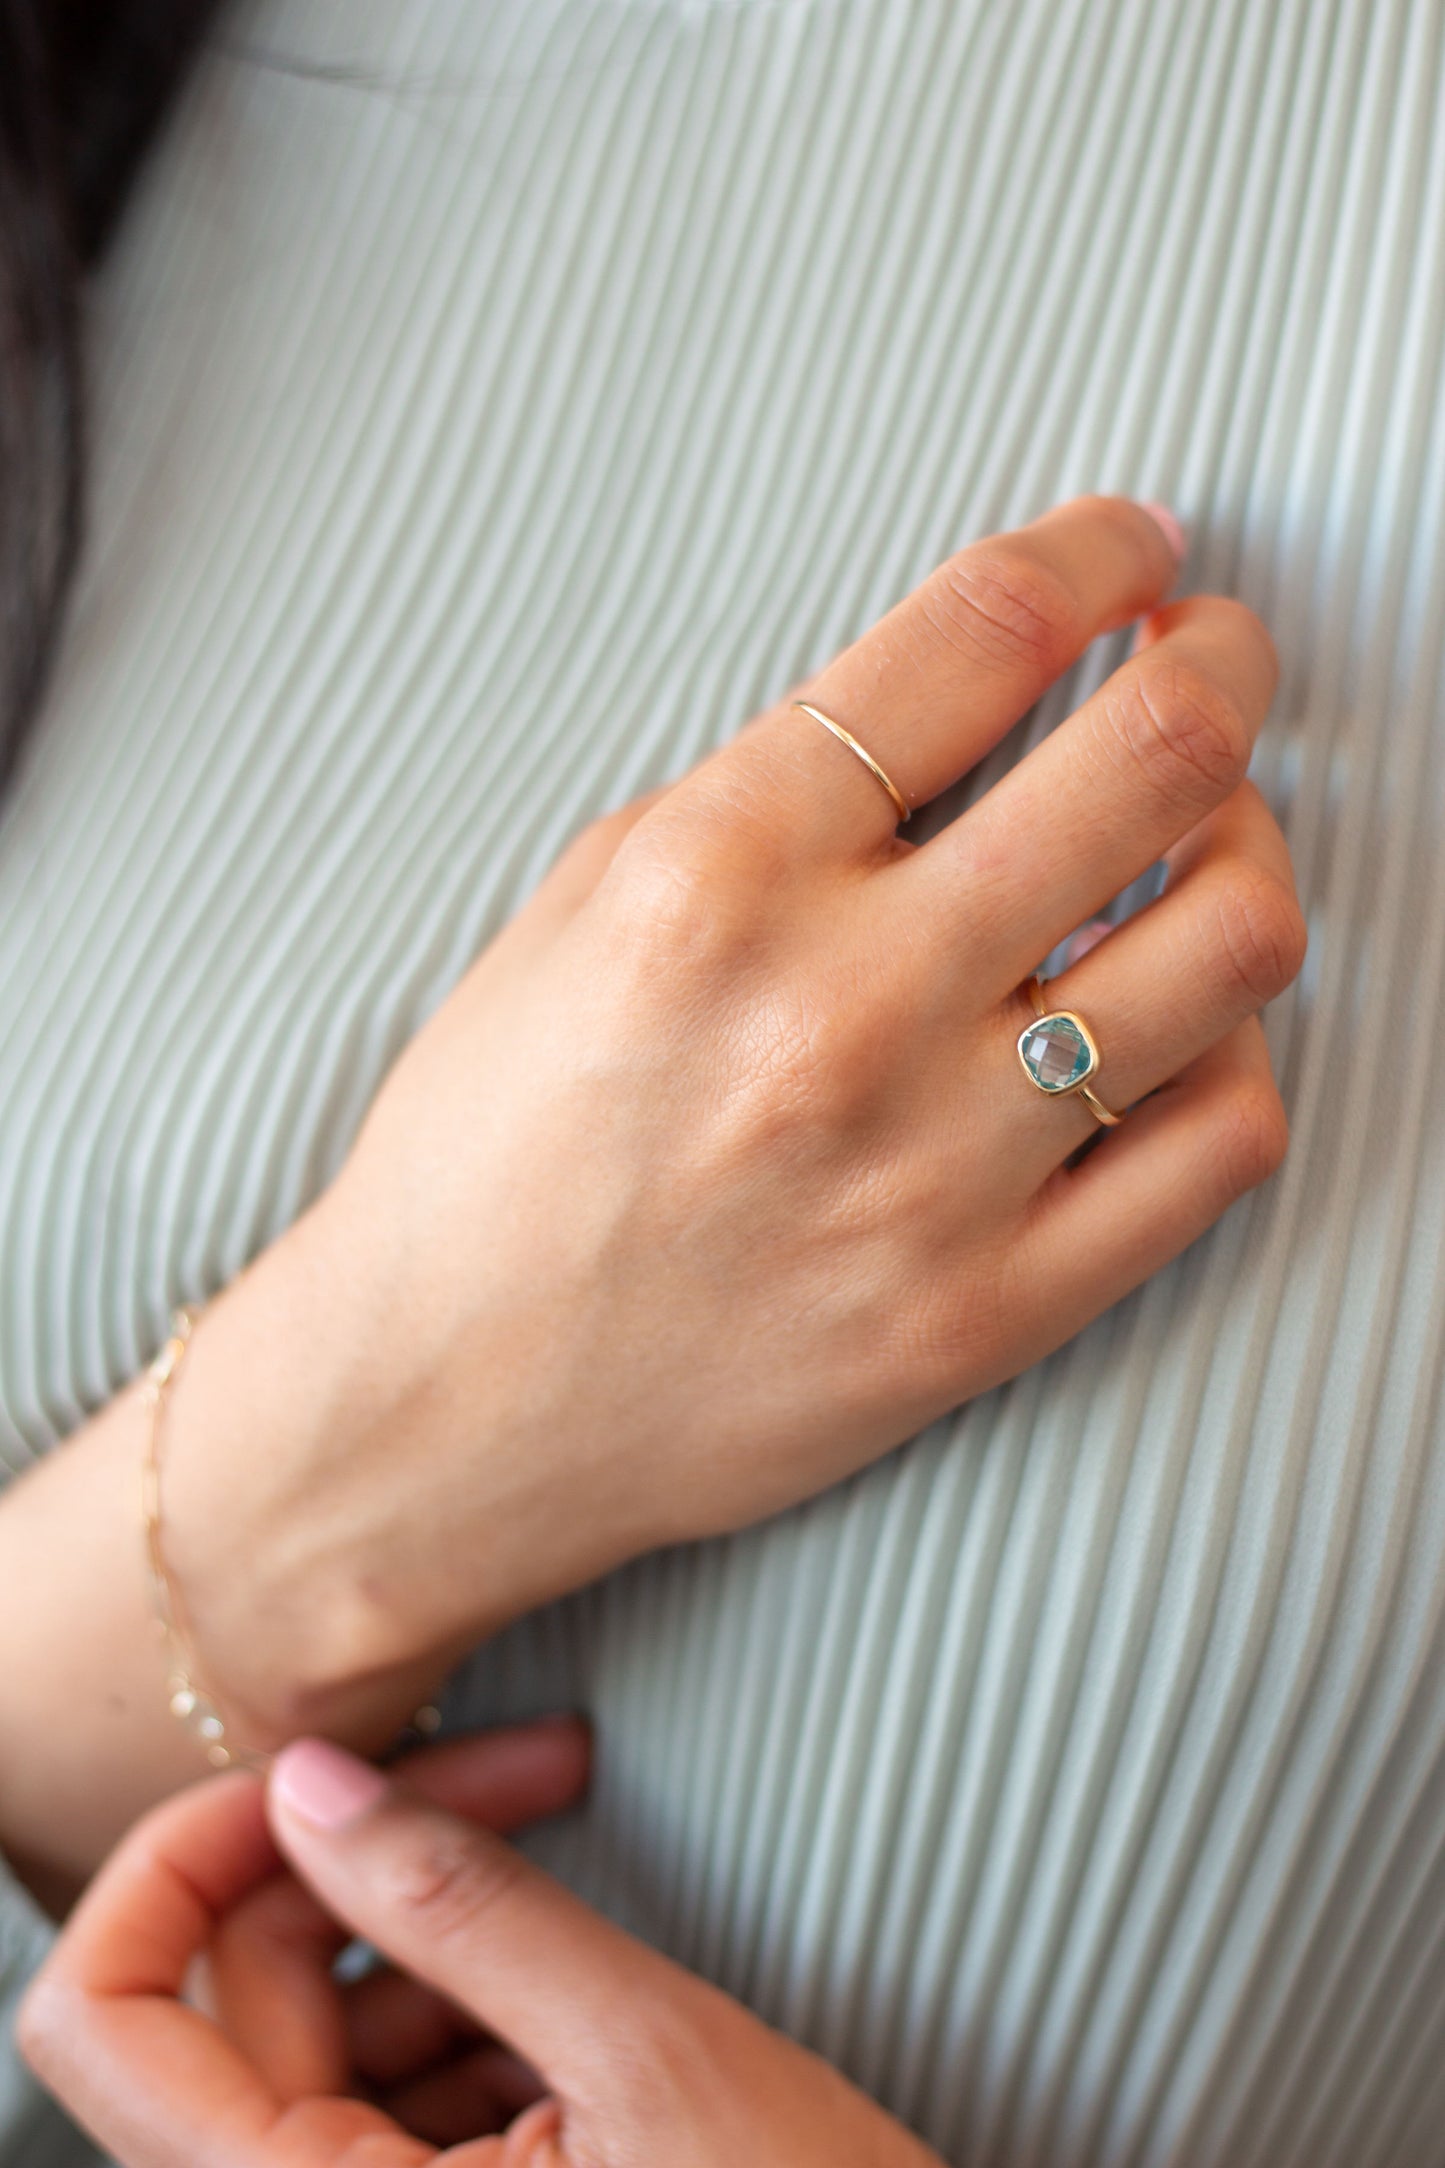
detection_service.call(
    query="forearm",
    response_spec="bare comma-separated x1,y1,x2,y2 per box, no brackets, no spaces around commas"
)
0,1372,210,1908
0,1208,352,1899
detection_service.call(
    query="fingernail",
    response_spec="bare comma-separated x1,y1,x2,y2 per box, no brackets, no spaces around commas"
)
1139,501,1187,561
270,1739,390,1830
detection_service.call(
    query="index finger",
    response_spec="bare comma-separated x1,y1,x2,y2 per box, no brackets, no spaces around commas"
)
36,1770,275,2000
16,1777,418,2168
726,495,1184,855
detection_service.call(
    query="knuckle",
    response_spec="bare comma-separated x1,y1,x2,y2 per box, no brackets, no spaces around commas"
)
601,818,740,963
538,808,638,900
377,1823,528,1946
1124,658,1250,803
598,763,793,966
593,1980,765,2129
1218,1081,1290,1192
597,2000,704,2121
570,800,649,866
926,546,1081,676
1214,870,1308,1005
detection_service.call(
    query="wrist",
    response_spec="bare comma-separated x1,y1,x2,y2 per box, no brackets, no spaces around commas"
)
156,1194,438,1743
156,1173,628,1745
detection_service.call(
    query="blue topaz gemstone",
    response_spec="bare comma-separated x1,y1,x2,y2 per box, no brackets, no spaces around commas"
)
1019,1012,1095,1093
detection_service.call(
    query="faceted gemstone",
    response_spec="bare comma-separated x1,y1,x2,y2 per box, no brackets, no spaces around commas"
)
1019,1012,1093,1092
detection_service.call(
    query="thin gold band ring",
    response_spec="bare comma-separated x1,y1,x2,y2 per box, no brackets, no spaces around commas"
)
790,701,911,825
1018,974,1124,1128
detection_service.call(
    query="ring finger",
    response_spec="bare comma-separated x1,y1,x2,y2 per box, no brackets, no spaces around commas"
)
1010,779,1305,1163
912,592,1279,1002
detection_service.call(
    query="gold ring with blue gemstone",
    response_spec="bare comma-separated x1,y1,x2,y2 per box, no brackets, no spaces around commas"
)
1017,974,1124,1127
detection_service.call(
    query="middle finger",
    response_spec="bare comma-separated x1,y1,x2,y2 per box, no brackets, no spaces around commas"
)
908,593,1279,999
712,495,1182,857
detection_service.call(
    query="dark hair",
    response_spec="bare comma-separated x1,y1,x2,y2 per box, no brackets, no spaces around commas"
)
0,0,219,798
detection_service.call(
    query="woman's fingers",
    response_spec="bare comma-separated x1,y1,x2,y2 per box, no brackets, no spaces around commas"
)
1023,1015,1288,1332
205,1869,352,2102
917,593,1279,995
209,1718,591,2099
346,1961,478,2087
380,1717,592,1828
714,495,1182,855
21,1791,438,2162
18,1724,592,2166
267,1740,698,2095
16,1773,303,2166
1009,780,1304,1156
381,2042,548,2149
27,1770,275,2003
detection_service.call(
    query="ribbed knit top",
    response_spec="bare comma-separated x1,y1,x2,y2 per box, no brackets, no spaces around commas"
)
3,4,1445,2163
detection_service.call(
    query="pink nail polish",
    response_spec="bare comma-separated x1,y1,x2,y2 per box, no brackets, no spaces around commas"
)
1139,501,1188,561
270,1739,390,1830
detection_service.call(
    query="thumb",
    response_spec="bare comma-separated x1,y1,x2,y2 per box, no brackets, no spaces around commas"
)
266,1740,679,2088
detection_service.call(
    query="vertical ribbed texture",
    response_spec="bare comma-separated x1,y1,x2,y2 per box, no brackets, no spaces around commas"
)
1,3,1443,2162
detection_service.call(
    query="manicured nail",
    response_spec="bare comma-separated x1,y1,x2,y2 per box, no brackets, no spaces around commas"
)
1139,501,1187,561
270,1739,390,1830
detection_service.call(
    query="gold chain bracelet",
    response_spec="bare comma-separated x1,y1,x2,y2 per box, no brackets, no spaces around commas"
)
141,1303,264,1769
141,1302,442,1772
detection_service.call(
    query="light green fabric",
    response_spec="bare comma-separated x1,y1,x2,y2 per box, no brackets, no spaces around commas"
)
0,1859,99,2166
3,2,1445,2162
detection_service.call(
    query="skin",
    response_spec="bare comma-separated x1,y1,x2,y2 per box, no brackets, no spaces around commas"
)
18,1722,949,2166
0,496,1305,1899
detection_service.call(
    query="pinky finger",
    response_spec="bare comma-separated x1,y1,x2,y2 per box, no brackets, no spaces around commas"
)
1027,1014,1288,1322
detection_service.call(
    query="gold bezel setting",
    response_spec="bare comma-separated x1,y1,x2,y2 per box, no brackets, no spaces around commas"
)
1017,1006,1102,1096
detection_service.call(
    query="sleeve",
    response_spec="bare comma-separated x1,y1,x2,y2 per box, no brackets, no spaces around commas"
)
0,1853,104,2168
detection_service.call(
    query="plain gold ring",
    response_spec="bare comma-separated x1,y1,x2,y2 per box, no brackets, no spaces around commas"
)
790,701,911,825
1017,973,1124,1127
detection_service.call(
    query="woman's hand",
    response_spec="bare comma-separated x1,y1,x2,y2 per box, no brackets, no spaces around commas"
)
164,494,1303,1726
19,1725,943,2168
0,496,1304,1891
